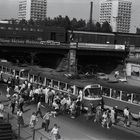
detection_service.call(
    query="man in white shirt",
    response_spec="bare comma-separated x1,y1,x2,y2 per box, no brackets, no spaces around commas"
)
0,101,4,119
123,107,130,127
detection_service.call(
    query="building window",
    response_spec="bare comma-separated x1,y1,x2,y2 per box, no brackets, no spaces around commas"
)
0,26,5,29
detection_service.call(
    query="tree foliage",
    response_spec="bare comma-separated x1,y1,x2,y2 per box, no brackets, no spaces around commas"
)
18,16,112,33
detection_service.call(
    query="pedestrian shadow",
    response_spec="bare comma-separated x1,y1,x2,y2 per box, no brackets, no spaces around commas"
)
1,99,9,103
35,127,43,131
24,136,32,140
23,124,29,128
23,108,31,113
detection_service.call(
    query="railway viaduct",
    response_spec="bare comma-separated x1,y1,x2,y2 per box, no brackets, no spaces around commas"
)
0,42,128,75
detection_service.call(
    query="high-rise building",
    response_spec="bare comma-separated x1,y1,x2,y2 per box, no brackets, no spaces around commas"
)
18,0,47,21
99,0,132,33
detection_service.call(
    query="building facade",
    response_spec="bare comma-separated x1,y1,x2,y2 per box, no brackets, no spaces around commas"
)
18,0,47,21
0,23,66,42
99,0,132,33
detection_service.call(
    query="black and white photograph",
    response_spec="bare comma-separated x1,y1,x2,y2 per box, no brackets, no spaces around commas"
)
0,0,140,140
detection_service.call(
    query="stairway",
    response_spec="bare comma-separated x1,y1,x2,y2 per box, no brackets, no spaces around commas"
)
0,121,13,140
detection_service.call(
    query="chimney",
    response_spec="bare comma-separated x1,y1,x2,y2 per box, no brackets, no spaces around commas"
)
89,1,93,30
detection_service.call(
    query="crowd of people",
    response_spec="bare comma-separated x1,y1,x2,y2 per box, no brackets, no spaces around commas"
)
5,76,85,139
0,75,140,139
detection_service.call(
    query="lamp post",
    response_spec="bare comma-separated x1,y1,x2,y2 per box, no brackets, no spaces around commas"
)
18,123,20,139
32,127,35,140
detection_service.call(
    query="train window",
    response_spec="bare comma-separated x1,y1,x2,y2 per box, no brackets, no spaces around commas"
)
121,91,132,102
59,82,67,90
84,87,101,98
3,67,6,73
46,79,51,86
77,87,83,96
7,68,11,74
0,27,5,30
52,80,59,89
34,75,38,83
111,90,121,100
20,70,28,78
132,94,140,105
67,84,73,94
15,70,19,76
38,76,44,84
0,66,2,71
29,75,33,83
102,87,110,97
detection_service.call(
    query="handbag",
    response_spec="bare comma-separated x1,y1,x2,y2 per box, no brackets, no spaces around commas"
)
56,133,61,139
41,122,46,128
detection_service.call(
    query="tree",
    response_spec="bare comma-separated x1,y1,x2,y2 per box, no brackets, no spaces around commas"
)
101,21,112,32
28,19,35,26
63,16,71,30
19,19,28,25
71,18,78,30
95,22,101,32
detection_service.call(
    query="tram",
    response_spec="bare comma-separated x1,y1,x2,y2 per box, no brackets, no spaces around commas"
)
27,66,102,109
101,83,140,116
0,61,29,83
0,62,102,109
0,61,140,115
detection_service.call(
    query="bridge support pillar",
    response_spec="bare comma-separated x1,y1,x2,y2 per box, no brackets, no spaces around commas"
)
68,43,77,75
30,52,36,65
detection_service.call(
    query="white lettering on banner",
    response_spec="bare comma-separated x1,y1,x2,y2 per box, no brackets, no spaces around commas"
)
78,43,115,49
115,45,125,50
70,42,125,50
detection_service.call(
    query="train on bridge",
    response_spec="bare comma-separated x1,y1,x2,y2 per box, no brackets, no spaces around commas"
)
0,21,140,48
67,30,140,48
0,61,140,116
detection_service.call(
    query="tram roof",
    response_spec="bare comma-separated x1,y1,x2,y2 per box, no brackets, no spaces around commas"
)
28,65,140,92
0,61,29,71
27,66,100,88
97,79,140,94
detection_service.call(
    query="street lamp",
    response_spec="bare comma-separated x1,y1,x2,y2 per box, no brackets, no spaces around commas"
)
32,127,35,140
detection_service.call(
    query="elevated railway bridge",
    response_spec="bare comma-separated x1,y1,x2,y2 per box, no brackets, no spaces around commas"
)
0,41,128,74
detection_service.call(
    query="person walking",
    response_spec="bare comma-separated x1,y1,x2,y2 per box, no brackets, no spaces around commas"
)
94,104,102,123
137,112,140,127
114,106,118,124
17,109,24,127
42,111,52,132
0,101,4,120
123,107,130,127
29,112,38,128
10,96,16,114
51,124,60,140
19,95,24,112
36,101,43,118
110,108,115,125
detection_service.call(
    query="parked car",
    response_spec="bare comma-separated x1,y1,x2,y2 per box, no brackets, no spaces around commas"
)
96,73,109,80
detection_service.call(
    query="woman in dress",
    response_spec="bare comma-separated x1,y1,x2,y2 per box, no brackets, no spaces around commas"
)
29,112,38,128
17,109,24,127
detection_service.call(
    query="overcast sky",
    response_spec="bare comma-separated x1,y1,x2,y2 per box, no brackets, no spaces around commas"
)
0,0,139,33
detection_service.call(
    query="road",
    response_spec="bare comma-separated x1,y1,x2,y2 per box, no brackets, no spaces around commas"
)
0,83,140,140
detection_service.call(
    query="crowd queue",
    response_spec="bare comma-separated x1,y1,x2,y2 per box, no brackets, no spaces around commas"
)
0,75,140,139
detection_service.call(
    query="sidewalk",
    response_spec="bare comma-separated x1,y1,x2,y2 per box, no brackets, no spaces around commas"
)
1,94,140,140
1,95,52,140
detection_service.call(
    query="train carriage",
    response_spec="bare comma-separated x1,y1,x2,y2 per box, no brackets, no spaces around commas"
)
27,66,102,108
100,81,140,116
0,61,29,83
1,61,140,116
